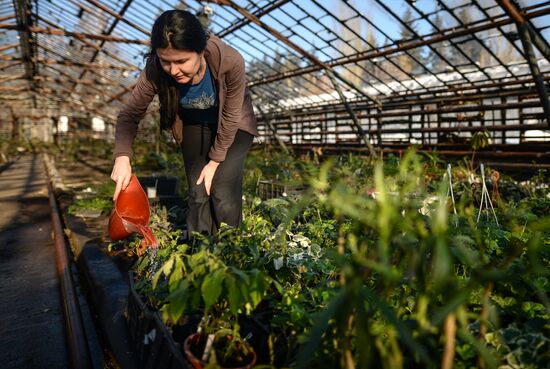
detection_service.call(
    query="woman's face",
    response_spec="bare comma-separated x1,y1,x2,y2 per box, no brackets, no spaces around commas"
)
156,47,202,84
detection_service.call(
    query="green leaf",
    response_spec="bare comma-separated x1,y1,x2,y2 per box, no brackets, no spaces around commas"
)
457,328,497,369
152,255,175,289
168,255,184,292
294,287,351,369
431,286,474,326
225,275,242,316
201,268,225,309
166,282,189,323
364,287,434,367
247,270,269,308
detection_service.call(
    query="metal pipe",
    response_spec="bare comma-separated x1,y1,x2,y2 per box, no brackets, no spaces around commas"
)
44,156,93,369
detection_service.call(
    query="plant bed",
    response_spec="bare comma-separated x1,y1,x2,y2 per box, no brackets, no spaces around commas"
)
125,148,550,369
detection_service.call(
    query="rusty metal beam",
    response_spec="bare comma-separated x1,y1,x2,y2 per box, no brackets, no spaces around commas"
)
36,42,136,90
211,0,381,154
0,54,136,71
0,85,27,92
0,42,19,53
83,0,149,36
36,15,139,70
218,0,292,38
40,65,127,105
0,72,26,83
257,122,548,139
105,82,135,104
0,23,149,44
260,98,543,126
0,60,24,71
0,13,15,22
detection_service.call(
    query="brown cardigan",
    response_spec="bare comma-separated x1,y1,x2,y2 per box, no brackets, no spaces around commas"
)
113,35,258,162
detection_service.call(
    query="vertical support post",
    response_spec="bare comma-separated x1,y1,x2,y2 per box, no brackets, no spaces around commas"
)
517,23,550,126
495,0,550,63
10,107,20,141
256,105,289,154
501,97,507,144
408,111,412,143
325,69,378,158
14,0,37,108
155,118,161,156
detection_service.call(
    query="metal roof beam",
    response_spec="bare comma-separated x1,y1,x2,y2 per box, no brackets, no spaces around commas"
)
0,60,24,71
83,0,149,36
210,0,380,156
211,0,381,107
217,0,291,38
0,23,148,44
78,0,135,81
249,5,550,89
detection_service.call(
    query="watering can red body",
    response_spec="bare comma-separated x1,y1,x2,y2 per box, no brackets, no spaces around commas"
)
109,175,157,250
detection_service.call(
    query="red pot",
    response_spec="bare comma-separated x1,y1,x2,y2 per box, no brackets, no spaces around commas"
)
183,333,256,369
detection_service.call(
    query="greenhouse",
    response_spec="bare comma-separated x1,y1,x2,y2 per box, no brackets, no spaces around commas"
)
0,0,549,368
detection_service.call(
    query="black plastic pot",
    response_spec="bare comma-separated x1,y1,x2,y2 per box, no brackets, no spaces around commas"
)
183,333,256,369
126,273,189,369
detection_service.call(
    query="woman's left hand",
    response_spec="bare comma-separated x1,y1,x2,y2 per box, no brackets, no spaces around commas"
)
196,160,220,196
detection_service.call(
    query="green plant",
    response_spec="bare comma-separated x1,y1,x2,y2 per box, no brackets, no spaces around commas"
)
126,148,550,369
68,197,112,215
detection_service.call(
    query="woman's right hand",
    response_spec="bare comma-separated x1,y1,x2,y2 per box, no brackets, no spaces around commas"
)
111,156,132,201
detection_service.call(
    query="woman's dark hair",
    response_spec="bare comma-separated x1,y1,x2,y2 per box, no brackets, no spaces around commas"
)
145,10,209,130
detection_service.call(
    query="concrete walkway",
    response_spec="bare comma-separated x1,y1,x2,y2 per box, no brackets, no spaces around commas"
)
0,155,70,369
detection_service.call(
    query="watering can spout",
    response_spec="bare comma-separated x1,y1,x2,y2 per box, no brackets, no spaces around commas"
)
108,175,158,254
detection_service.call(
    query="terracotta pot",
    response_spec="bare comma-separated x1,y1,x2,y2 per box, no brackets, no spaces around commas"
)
108,175,157,249
183,333,256,369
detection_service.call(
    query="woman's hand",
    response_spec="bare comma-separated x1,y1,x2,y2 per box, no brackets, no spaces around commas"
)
111,155,132,201
196,160,220,196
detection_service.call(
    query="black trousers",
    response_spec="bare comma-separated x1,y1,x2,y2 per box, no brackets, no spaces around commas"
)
181,124,253,236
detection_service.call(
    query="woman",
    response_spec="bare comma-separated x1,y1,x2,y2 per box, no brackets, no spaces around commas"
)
111,9,258,236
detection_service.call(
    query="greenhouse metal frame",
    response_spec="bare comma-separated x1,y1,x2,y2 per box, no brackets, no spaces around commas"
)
1,0,549,166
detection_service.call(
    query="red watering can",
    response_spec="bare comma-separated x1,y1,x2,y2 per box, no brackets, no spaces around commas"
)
109,175,157,255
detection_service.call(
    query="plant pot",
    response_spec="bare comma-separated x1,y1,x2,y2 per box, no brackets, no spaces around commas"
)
127,272,188,369
183,333,256,369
